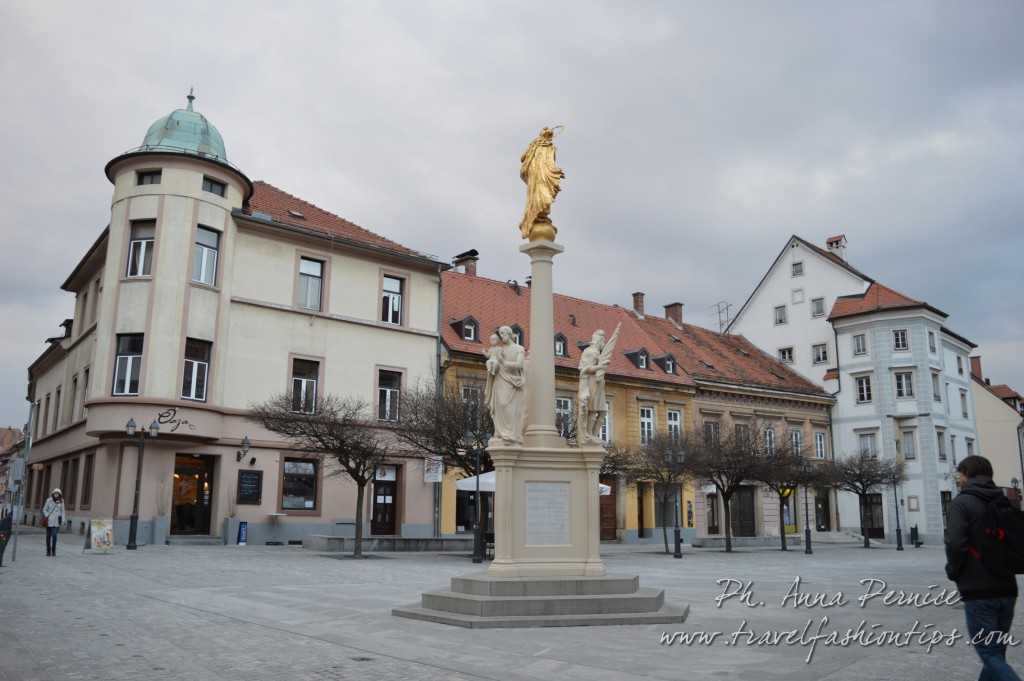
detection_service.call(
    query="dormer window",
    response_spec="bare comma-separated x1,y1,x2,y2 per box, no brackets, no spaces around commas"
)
463,321,476,341
665,358,674,374
510,325,524,346
554,334,568,357
638,353,648,369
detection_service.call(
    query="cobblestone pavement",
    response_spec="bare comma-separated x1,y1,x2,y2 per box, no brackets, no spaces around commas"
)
0,533,1019,681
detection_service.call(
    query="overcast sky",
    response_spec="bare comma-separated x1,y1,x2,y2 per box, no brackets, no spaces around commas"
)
1,2,1021,427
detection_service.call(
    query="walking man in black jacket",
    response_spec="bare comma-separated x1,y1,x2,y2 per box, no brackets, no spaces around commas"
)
945,455,1021,681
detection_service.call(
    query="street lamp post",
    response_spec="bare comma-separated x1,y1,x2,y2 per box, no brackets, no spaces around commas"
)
125,418,159,550
801,460,813,555
673,486,683,559
472,447,484,564
892,475,904,551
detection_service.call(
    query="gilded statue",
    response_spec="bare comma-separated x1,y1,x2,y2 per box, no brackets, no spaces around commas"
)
485,326,527,444
577,323,621,444
518,127,565,241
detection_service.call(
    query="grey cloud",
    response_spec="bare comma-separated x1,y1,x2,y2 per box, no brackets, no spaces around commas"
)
0,1,1021,426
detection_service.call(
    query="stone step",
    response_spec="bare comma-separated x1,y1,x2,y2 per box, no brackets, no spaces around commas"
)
451,573,639,597
421,587,665,618
391,603,689,629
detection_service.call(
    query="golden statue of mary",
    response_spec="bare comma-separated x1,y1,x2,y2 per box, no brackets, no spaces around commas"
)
518,127,565,241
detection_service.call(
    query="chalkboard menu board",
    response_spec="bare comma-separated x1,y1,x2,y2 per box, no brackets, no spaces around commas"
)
237,470,263,505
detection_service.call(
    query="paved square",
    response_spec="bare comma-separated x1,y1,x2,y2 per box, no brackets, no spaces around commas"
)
1,533,1019,680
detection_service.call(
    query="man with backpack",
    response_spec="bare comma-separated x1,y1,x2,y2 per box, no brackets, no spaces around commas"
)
945,455,1022,681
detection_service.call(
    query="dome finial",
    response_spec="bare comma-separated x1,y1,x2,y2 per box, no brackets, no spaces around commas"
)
186,87,195,112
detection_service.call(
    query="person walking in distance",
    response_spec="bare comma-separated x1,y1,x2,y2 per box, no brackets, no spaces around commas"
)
42,489,65,557
945,455,1022,681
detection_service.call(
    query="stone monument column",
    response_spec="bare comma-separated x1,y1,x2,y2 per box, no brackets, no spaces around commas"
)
520,239,564,449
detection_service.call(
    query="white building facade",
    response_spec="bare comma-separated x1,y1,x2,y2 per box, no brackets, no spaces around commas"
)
729,234,979,545
23,96,447,546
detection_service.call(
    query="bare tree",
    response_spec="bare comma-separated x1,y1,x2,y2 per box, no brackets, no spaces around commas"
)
392,381,493,478
827,452,906,548
624,434,690,554
751,438,805,551
687,424,762,553
250,394,391,558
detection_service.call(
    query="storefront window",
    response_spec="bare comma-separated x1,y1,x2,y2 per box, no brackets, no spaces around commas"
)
282,458,318,510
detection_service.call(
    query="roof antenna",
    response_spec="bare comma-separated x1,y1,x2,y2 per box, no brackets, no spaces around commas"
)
186,87,195,112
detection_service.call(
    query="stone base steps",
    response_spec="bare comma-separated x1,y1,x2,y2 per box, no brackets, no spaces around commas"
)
303,535,474,552
392,572,688,629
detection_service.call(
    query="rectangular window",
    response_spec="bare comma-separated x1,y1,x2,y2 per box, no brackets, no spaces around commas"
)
735,423,751,447
113,334,144,395
378,370,402,421
778,347,794,364
764,427,775,455
640,407,655,444
951,434,957,462
291,359,319,413
774,305,787,325
637,353,648,369
192,226,220,286
80,453,94,507
462,321,476,341
53,387,62,431
791,262,804,277
667,410,682,442
815,431,827,459
80,290,89,328
202,176,226,197
812,343,828,364
298,257,324,311
811,297,825,317
182,339,211,401
932,372,941,401
853,334,867,356
960,389,969,418
928,331,937,353
381,275,404,325
908,496,920,511
665,357,674,373
66,458,79,510
33,400,41,440
858,432,877,457
136,169,161,185
856,375,872,403
937,430,947,461
70,376,78,423
80,368,90,419
600,401,611,443
895,371,914,398
893,329,909,351
957,356,964,375
126,221,155,277
556,397,574,438
703,420,720,446
966,439,975,456
790,428,803,453
42,395,51,436
901,430,916,460
555,337,566,357
281,458,318,510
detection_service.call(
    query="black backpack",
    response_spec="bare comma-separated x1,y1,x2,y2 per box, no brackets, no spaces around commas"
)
962,489,1024,576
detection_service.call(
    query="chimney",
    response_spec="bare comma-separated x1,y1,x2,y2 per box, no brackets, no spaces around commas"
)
664,302,684,325
451,248,479,276
970,356,983,381
825,233,848,261
632,291,645,315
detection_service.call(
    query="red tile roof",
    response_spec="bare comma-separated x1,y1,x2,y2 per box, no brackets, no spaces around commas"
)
442,271,828,398
829,282,947,321
823,368,839,381
990,384,1023,401
243,181,425,259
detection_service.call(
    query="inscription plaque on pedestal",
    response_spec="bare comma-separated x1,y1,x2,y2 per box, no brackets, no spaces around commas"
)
525,481,570,545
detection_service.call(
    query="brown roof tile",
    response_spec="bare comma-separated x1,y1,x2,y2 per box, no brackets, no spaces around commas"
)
828,281,946,321
442,271,829,398
990,384,1024,401
244,181,424,258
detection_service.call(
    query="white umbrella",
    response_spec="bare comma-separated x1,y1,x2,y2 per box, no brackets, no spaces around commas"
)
456,471,611,496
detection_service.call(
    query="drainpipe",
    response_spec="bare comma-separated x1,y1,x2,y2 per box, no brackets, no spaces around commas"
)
828,324,841,531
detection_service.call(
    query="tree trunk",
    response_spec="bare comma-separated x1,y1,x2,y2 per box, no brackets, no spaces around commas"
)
722,493,733,553
354,482,366,558
859,494,869,548
660,492,670,555
778,492,788,551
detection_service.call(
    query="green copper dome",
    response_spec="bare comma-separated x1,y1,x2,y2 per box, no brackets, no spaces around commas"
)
140,91,227,162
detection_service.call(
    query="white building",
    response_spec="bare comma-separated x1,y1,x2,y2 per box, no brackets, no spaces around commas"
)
22,94,447,546
728,234,979,544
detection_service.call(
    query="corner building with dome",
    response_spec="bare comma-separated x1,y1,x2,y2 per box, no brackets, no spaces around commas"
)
22,95,448,546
